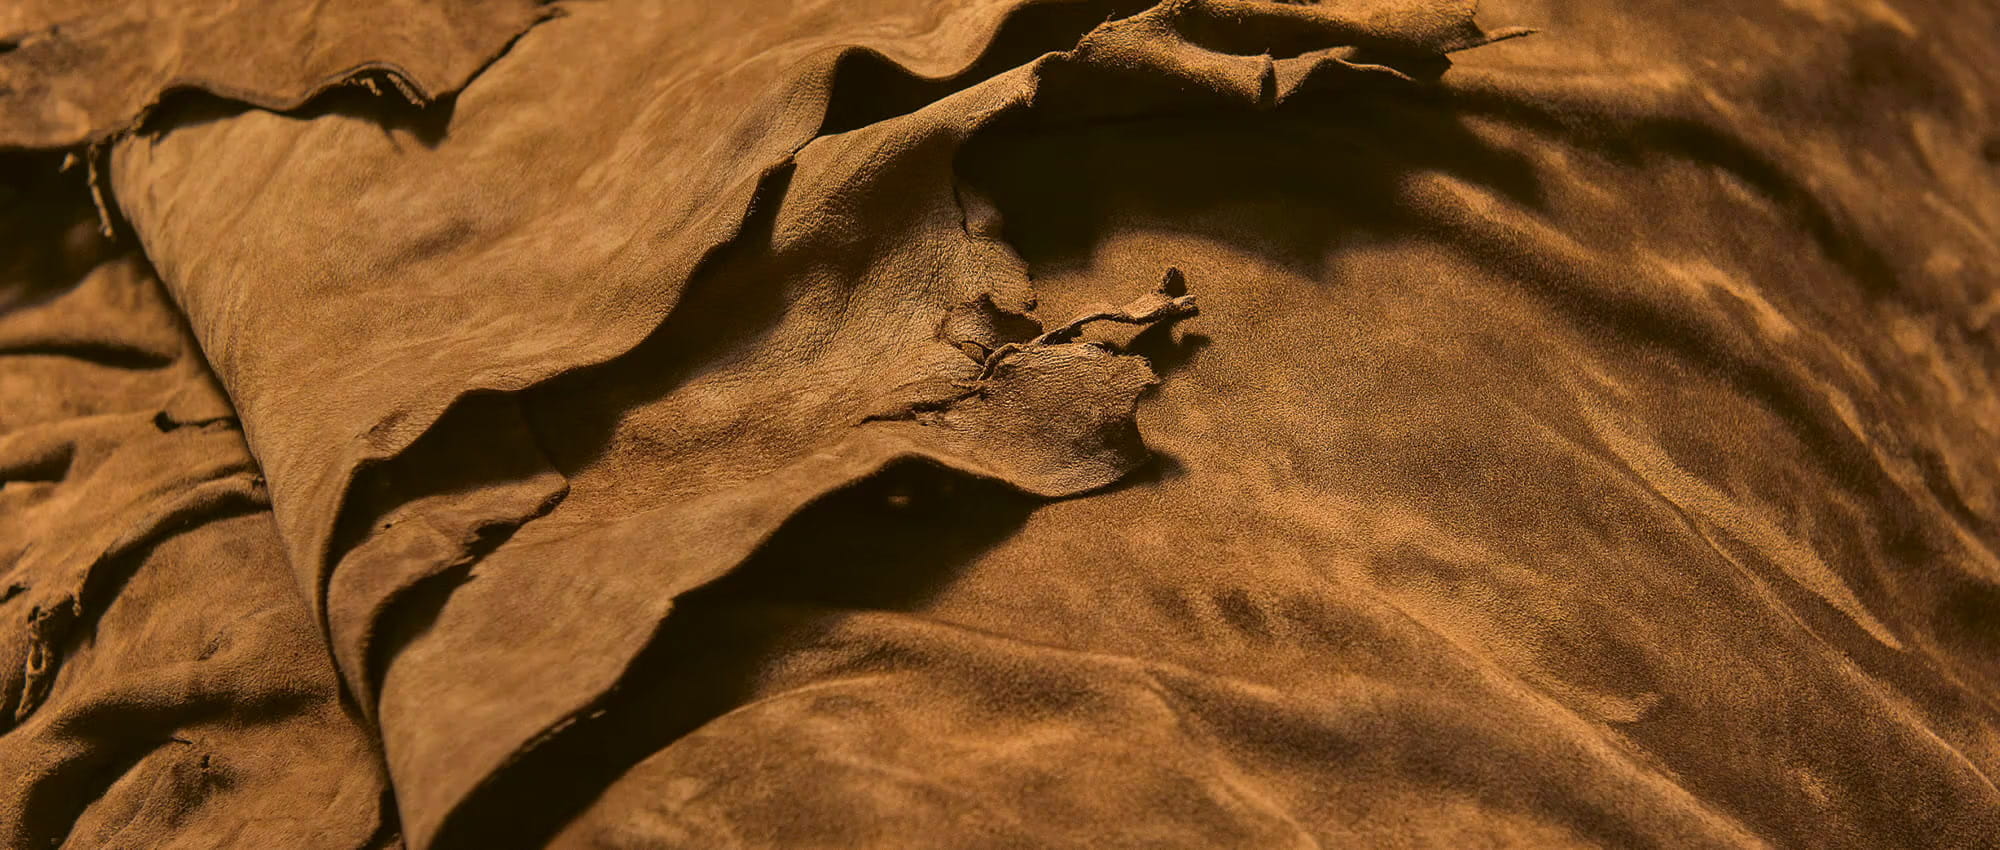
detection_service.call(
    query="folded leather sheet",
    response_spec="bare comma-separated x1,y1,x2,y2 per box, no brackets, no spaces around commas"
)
3,0,1997,846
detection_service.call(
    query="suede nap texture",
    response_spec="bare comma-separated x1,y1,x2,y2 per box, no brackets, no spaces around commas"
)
3,0,1998,847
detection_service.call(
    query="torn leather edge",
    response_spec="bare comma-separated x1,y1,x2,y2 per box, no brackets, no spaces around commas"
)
0,3,565,152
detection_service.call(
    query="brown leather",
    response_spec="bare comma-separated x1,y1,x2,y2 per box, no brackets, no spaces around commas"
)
3,0,1997,846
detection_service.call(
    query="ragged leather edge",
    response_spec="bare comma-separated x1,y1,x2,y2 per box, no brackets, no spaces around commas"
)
3,464,266,728
973,268,1197,379
28,4,565,239
0,3,565,152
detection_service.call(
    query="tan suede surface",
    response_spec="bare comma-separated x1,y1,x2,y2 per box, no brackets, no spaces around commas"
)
3,0,1997,846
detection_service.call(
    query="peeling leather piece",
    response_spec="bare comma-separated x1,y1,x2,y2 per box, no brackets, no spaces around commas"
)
971,267,1197,380
898,342,1168,497
872,269,1197,495
0,0,555,149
